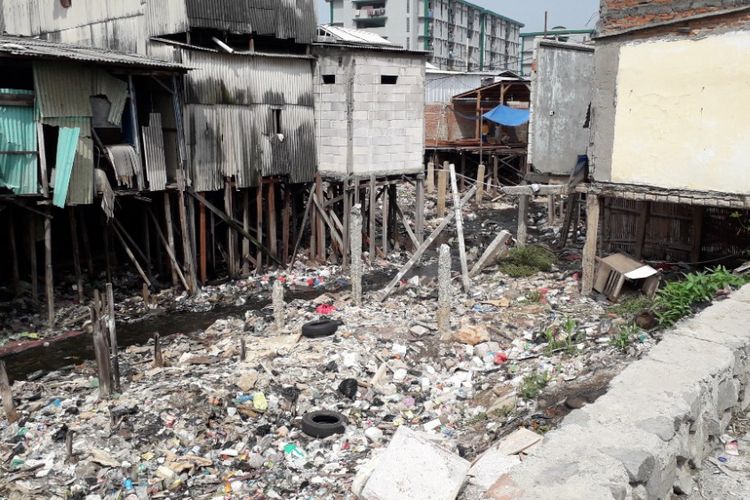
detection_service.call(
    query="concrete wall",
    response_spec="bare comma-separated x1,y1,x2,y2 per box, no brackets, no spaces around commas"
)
314,47,425,178
592,9,750,195
528,40,594,176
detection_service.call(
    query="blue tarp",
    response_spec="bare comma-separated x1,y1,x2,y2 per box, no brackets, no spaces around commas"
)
483,105,530,127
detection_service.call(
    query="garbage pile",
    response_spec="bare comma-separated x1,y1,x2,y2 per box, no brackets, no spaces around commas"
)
0,243,658,499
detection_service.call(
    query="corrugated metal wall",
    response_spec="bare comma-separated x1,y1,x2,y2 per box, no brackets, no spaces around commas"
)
425,73,487,104
183,49,316,190
184,0,317,43
0,89,37,195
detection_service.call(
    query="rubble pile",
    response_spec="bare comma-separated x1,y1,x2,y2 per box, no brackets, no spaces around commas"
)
0,244,659,498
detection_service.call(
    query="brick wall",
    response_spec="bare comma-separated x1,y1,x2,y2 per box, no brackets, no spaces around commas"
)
599,0,750,35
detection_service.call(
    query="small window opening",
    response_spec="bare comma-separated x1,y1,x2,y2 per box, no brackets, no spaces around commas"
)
273,109,282,134
381,75,398,85
322,74,336,84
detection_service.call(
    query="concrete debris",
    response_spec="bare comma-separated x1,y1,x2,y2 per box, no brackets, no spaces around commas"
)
358,426,470,500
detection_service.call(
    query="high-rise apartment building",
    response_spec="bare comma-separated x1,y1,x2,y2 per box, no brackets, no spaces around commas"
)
326,0,523,72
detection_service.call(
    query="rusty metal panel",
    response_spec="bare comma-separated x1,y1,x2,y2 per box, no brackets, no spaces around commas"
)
46,16,148,55
141,113,168,191
184,0,317,43
183,50,314,107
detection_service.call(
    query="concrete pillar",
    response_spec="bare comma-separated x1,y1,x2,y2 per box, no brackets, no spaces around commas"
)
273,280,285,331
350,204,363,306
438,244,452,341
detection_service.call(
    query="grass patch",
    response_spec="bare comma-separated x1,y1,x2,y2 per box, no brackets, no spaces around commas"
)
543,318,580,356
654,266,749,327
609,295,653,318
499,246,556,278
520,372,550,400
611,323,640,352
526,290,542,303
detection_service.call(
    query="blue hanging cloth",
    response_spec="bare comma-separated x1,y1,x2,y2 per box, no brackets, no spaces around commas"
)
483,105,530,127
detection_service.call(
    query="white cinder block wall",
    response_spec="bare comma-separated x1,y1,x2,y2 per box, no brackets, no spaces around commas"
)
314,47,425,178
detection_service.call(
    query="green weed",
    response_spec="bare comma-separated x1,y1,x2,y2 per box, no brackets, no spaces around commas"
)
611,324,640,352
499,246,556,278
520,372,550,400
609,296,653,318
526,290,542,303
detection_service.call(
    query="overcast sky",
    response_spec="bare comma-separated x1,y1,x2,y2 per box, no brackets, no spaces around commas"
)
316,0,600,32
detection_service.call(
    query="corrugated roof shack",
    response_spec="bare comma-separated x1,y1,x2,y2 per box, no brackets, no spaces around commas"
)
2,0,320,282
0,36,195,326
580,1,750,295
311,25,428,267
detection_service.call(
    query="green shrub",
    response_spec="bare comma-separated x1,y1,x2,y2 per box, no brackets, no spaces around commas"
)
520,372,550,400
499,246,556,278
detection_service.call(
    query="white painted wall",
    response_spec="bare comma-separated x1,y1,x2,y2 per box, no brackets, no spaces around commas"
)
315,48,425,178
610,30,750,194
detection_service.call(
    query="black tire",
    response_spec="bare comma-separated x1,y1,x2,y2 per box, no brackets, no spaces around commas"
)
301,319,340,339
301,410,347,438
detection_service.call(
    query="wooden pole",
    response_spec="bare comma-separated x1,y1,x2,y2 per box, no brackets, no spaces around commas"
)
0,361,18,423
342,180,351,271
493,155,499,191
582,195,601,296
112,224,152,288
45,207,54,327
153,333,164,368
415,174,425,244
369,176,377,262
282,185,291,266
29,214,38,303
76,210,94,277
691,206,704,264
163,193,179,287
436,169,447,218
315,174,325,261
449,164,471,292
426,162,435,194
476,163,486,207
389,184,399,251
68,209,84,302
199,194,207,283
8,211,20,297
92,307,111,399
37,122,49,198
380,185,478,301
517,194,529,247
382,184,389,255
256,184,264,272
289,185,315,268
148,210,190,291
225,180,237,278
634,201,650,260
268,179,278,259
460,155,466,192
106,283,120,393
241,190,250,275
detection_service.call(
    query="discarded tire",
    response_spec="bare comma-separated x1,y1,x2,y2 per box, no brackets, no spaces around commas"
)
301,319,340,339
301,410,347,438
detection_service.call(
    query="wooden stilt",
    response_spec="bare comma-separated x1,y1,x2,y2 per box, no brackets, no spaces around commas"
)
415,174,425,244
343,180,351,271
315,174,325,261
427,162,435,194
547,195,557,226
460,154,466,191
268,180,278,258
290,185,315,268
634,201,650,260
106,283,120,393
382,184,390,255
199,194,207,283
449,164,471,292
176,188,198,293
369,176,376,262
153,333,164,368
210,210,216,273
0,361,18,423
395,204,419,250
112,224,152,288
148,210,190,291
142,206,152,283
163,192,179,287
437,169,447,218
493,155,499,192
8,212,20,297
241,190,250,275
691,206,704,264
582,195,601,296
476,163,486,207
45,207,54,327
103,218,112,284
29,214,38,303
77,210,94,277
517,195,529,247
68,209,84,302
282,186,291,266
92,307,112,399
256,184,264,272
389,184,399,251
225,180,237,278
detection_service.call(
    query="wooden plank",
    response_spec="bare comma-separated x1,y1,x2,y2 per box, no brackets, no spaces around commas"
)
112,224,152,288
517,194,529,247
380,185,478,302
241,190,250,274
382,184,389,254
426,162,435,194
0,93,34,106
395,203,419,250
436,168,447,218
199,194,207,283
106,283,120,393
449,164,471,292
312,194,344,251
68,209,84,302
460,155,466,191
37,123,49,197
476,163,486,206
282,186,291,265
0,361,19,423
45,206,54,327
493,155,499,191
470,230,512,277
502,184,569,196
369,176,376,261
315,174,325,261
8,211,20,297
289,185,315,268
256,184,264,271
691,206,704,264
176,186,198,293
343,180,351,270
582,195,601,296
148,209,190,291
163,192,179,287
268,180,278,257
415,175,425,244
634,201,650,260
29,214,37,303
225,180,237,277
141,206,152,282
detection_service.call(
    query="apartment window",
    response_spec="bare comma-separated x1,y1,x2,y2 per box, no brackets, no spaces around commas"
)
406,0,410,14
322,74,336,84
407,37,411,49
381,75,398,85
272,108,282,134
406,17,410,33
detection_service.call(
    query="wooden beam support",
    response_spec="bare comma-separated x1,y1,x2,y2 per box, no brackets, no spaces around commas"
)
199,194,207,283
634,201,650,260
691,206,704,264
256,184,264,272
163,193,179,287
315,174,325,262
517,194,529,247
369,176,376,261
68,208,84,302
112,223,152,289
582,195,601,296
476,163,486,207
225,180,237,278
29,214,37,303
45,206,54,327
415,174,425,244
289,185,315,268
449,164,471,292
148,209,190,291
282,186,291,266
268,180,278,258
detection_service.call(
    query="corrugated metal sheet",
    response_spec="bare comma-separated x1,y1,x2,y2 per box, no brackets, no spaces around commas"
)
46,117,94,205
0,89,37,195
93,71,128,125
425,72,489,104
146,0,189,38
0,35,187,71
185,0,317,43
317,25,394,46
46,16,148,55
34,63,92,118
104,144,140,188
142,113,168,191
183,50,314,107
52,127,81,208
